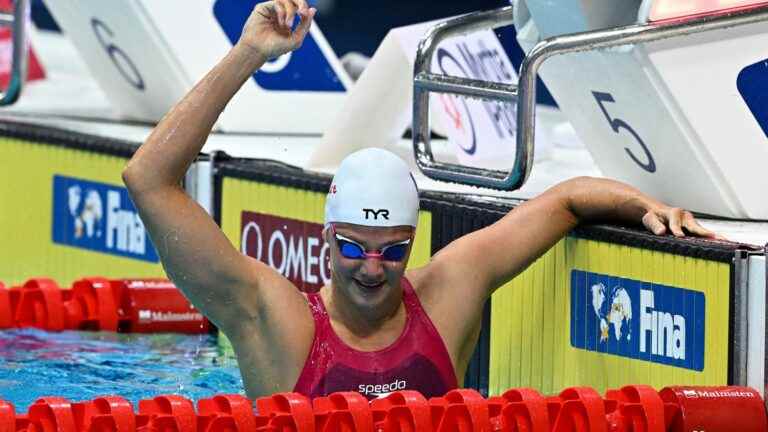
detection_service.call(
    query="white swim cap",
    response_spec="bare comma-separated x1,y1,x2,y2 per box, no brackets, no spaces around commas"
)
325,148,419,227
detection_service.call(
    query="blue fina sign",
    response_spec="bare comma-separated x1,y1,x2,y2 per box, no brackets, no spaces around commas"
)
213,0,345,92
51,175,159,263
570,270,705,371
737,58,768,138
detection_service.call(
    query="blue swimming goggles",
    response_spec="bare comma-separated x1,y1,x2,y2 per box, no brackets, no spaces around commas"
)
331,225,411,262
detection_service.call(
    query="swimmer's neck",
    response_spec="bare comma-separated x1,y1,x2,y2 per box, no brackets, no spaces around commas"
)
320,283,405,339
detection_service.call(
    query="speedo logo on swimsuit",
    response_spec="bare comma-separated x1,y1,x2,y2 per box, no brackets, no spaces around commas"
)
358,379,406,398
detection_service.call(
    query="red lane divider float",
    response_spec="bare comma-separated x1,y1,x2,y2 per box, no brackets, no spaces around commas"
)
0,386,764,432
0,277,211,334
0,281,16,328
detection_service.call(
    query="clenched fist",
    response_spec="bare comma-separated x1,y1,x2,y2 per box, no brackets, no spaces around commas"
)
237,0,316,61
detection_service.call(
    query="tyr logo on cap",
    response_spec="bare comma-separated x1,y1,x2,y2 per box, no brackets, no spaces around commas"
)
363,208,389,220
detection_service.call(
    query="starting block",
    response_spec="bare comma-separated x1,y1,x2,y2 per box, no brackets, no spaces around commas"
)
514,0,768,218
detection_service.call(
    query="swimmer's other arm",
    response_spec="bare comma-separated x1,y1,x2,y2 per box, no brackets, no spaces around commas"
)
426,177,719,299
122,1,316,335
412,177,720,377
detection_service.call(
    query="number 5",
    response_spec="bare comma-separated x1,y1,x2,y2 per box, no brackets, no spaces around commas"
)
592,91,656,173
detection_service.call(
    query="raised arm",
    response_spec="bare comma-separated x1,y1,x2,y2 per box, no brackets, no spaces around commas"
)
122,0,316,335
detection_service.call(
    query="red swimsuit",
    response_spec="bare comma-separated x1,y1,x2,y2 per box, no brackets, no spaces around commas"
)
293,278,458,399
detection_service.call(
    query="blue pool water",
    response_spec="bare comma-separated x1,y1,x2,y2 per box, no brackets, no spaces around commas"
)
0,328,244,411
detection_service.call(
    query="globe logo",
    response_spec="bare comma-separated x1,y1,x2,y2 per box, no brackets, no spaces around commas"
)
591,283,632,343
67,185,103,240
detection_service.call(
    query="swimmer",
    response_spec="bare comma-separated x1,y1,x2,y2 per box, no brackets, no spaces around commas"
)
123,0,719,399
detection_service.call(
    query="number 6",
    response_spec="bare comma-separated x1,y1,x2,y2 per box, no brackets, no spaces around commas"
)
91,18,145,91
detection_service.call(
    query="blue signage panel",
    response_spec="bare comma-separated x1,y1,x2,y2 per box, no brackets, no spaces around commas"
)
52,175,159,262
737,59,768,138
571,270,705,371
213,0,345,92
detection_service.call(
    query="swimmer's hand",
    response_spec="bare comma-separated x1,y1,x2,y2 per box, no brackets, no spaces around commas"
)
640,204,724,240
238,0,316,61
560,178,725,241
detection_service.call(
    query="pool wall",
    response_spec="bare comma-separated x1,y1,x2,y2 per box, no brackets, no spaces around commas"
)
0,121,165,287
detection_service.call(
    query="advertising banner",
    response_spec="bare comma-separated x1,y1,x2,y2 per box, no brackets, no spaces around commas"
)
489,236,731,395
52,175,159,263
0,130,165,287
311,18,520,168
570,270,705,371
240,211,330,292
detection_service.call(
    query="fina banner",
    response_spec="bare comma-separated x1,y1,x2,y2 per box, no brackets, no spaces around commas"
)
570,269,705,371
488,238,730,396
0,135,165,287
51,175,159,263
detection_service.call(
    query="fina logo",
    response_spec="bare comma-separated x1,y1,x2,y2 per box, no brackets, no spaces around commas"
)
52,175,159,263
571,270,705,371
67,184,104,242
213,0,345,92
240,212,331,288
590,282,685,360
590,282,633,344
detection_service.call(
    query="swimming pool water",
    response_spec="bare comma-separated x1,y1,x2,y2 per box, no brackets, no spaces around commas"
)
0,328,244,410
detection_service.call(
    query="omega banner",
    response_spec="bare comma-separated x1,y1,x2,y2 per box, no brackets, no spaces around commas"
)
240,211,330,292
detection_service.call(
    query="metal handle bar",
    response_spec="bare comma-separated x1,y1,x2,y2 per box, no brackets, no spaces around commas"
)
413,3,768,190
412,6,521,190
0,0,29,106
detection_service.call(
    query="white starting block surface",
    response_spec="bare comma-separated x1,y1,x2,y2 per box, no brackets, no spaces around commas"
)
40,0,352,134
515,0,768,220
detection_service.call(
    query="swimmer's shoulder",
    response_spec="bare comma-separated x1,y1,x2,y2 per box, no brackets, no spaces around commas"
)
405,264,444,307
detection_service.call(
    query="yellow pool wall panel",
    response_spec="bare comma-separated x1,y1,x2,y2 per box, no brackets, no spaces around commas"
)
489,237,730,396
0,138,165,287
